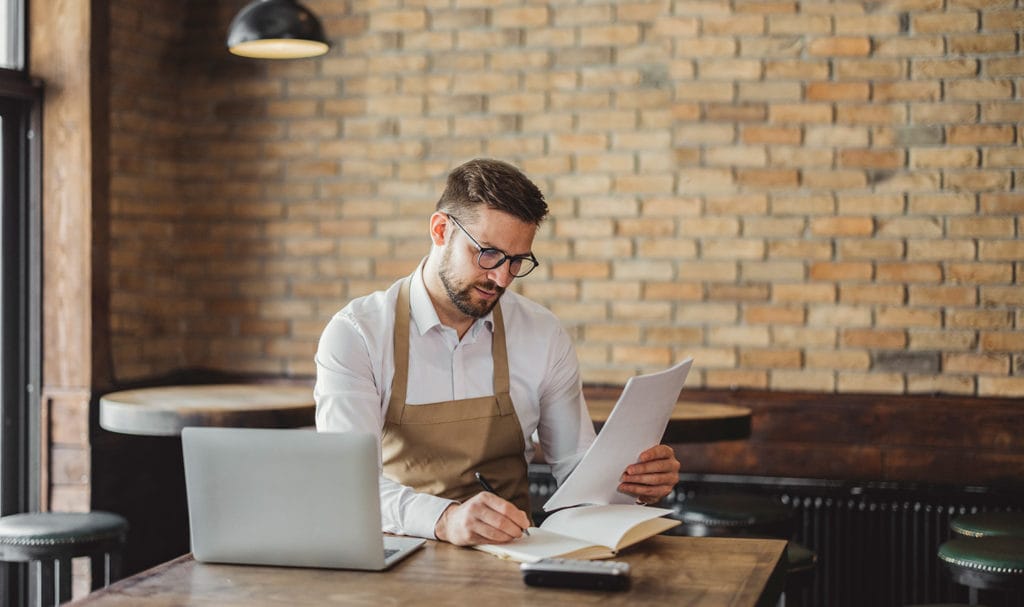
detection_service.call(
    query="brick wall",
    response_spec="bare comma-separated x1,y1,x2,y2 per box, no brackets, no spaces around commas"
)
108,0,1023,397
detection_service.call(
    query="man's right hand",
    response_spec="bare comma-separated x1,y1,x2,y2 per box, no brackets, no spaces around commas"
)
433,492,530,546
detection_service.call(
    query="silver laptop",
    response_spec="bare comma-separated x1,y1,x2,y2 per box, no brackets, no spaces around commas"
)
182,427,424,570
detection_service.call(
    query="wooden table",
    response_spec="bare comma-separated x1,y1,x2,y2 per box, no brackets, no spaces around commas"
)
587,400,752,443
69,535,787,607
99,384,315,436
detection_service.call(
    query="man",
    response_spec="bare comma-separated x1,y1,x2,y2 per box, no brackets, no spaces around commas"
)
315,158,680,546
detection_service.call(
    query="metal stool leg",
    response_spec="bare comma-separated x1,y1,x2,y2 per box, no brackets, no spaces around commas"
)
108,550,122,585
90,550,122,589
56,557,72,604
34,560,55,607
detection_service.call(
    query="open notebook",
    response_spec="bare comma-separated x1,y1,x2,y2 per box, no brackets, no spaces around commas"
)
182,427,424,570
478,358,693,562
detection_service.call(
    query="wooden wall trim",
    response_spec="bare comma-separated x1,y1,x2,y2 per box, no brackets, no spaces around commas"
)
30,0,98,511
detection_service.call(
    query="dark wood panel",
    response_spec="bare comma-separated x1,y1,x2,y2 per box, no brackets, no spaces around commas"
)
583,386,1024,486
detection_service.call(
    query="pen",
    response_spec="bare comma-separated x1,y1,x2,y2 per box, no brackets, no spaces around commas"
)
475,472,530,536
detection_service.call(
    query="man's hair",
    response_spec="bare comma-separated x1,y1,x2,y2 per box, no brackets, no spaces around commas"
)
436,158,548,226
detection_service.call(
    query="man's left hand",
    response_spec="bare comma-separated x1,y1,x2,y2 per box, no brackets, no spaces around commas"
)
617,444,680,505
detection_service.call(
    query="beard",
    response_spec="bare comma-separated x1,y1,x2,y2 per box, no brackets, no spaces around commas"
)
438,246,505,319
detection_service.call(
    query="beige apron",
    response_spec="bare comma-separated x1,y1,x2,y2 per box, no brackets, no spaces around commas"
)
381,277,531,514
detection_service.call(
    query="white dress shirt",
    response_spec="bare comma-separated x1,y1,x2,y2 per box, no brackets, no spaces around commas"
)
314,264,596,539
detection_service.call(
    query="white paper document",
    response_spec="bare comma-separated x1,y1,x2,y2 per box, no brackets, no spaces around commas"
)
543,358,694,512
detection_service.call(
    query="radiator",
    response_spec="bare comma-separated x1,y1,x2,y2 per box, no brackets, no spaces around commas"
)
528,467,1024,607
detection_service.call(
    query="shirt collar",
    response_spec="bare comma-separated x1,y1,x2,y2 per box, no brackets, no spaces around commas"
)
410,260,495,338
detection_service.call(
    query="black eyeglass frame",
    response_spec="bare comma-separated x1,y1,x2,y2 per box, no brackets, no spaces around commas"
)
446,214,540,278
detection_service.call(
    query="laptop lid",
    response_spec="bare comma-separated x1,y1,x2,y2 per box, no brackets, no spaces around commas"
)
182,427,423,570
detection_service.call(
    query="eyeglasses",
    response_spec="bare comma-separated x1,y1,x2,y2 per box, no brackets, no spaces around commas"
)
446,214,540,278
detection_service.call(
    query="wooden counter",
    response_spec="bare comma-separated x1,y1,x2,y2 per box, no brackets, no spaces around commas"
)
70,535,787,607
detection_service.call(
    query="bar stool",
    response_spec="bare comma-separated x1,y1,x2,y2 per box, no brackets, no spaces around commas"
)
937,536,1024,606
0,511,129,606
671,493,795,538
669,493,816,606
951,511,1024,539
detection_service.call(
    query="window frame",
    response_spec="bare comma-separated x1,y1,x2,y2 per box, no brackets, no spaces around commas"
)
0,67,42,607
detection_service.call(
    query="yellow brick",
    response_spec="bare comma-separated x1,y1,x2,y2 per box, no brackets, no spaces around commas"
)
912,11,979,33
519,282,579,302
772,370,837,392
909,147,977,169
638,240,696,261
809,262,872,281
811,217,875,237
769,240,833,260
908,286,977,306
907,329,975,352
611,345,672,366
948,309,1013,330
610,301,672,321
553,175,612,196
369,9,426,31
581,281,642,301
877,217,942,237
842,328,906,349
743,305,804,325
907,375,975,395
876,307,942,328
735,168,799,188
770,103,833,124
706,146,767,167
948,79,1014,101
644,282,703,301
945,170,1012,192
839,285,905,305
979,240,1024,261
580,24,641,46
700,59,763,80
838,373,905,394
809,36,872,57
585,323,641,342
949,263,1014,284
981,287,1024,307
979,377,1024,398
807,82,870,101
740,348,802,368
906,239,976,261
768,14,831,35
874,36,944,57
706,370,768,390
493,6,549,27
612,260,674,280
550,261,610,279
876,262,943,283
774,283,835,303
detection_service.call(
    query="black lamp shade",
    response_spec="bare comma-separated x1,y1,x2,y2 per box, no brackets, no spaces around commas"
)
227,0,329,59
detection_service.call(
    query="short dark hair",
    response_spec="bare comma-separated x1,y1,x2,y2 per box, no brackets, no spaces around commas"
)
436,158,548,226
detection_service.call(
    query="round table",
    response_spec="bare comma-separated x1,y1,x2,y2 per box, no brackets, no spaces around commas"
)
586,400,752,443
99,384,315,436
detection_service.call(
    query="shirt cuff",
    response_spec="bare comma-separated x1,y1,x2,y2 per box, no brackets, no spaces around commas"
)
408,493,457,540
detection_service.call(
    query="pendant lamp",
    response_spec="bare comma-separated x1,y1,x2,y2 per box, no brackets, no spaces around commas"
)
227,0,330,59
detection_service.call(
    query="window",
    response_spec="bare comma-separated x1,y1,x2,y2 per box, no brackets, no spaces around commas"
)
0,0,22,70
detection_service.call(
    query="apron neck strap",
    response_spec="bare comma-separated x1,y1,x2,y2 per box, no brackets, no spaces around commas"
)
390,275,510,407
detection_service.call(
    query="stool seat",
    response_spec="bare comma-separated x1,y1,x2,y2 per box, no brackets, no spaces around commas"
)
938,537,1024,593
787,541,816,575
950,511,1024,539
673,493,794,537
0,511,129,606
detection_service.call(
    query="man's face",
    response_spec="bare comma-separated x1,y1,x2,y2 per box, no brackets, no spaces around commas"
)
437,208,537,319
